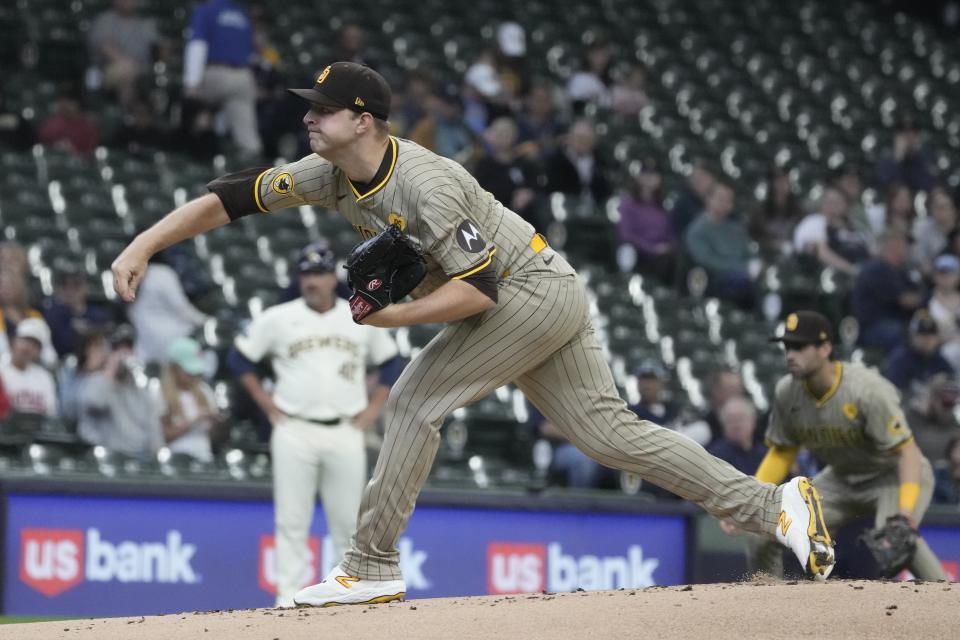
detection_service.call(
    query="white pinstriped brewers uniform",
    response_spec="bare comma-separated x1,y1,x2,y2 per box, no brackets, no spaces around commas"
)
235,296,398,605
250,136,789,581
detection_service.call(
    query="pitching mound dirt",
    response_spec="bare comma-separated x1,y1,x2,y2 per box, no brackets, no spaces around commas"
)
6,580,957,640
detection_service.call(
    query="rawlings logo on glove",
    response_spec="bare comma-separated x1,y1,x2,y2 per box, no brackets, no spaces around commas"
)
344,224,427,323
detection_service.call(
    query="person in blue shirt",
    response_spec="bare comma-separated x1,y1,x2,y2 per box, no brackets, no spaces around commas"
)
41,265,113,358
707,396,767,475
851,229,924,350
881,310,954,395
183,0,262,157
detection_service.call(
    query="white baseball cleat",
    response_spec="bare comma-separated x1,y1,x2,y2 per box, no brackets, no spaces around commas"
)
293,564,406,607
776,476,835,581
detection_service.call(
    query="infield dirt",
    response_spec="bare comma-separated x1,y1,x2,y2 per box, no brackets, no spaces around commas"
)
4,579,957,640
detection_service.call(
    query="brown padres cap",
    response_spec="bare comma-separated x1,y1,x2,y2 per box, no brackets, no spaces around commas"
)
288,62,391,121
769,310,833,345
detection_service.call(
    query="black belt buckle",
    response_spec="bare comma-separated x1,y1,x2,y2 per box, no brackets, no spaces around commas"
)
307,416,341,426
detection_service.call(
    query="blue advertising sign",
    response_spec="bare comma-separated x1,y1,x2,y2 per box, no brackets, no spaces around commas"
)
3,493,688,617
919,525,960,581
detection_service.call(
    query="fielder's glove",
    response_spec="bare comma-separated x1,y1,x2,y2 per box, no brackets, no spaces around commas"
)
862,514,917,578
344,224,427,323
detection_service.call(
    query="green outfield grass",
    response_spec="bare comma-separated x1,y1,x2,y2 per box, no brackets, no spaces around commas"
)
0,615,71,624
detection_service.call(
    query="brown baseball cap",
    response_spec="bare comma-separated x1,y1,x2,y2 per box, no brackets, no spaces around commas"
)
288,62,391,121
769,311,833,345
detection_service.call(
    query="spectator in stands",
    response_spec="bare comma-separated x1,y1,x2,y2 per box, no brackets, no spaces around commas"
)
684,181,758,308
707,397,767,475
610,64,648,117
0,241,29,281
671,160,717,238
529,404,612,489
866,181,915,237
566,40,613,113
0,375,10,421
471,117,544,229
544,119,612,204
934,436,960,505
851,229,924,350
333,23,378,69
906,373,960,465
41,264,112,358
748,164,804,255
876,117,935,193
464,48,510,132
702,367,745,444
407,83,473,163
157,337,221,462
183,0,262,158
0,271,56,367
494,22,531,99
629,359,710,445
793,185,872,277
57,329,108,425
912,186,957,276
128,260,210,364
394,71,435,137
0,86,36,151
929,254,960,371
38,89,99,157
87,0,162,107
881,310,953,395
0,319,57,417
76,324,163,459
616,157,677,283
515,81,565,160
832,165,872,237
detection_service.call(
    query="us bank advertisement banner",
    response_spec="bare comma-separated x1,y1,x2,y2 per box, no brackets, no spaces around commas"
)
3,493,687,616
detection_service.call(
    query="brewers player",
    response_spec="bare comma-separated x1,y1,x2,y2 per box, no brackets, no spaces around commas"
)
743,310,949,580
112,62,835,605
226,241,401,607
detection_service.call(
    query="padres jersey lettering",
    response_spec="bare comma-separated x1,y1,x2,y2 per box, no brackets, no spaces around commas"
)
766,362,912,481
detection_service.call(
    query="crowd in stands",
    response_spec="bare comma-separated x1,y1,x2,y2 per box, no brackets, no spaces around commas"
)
3,1,960,506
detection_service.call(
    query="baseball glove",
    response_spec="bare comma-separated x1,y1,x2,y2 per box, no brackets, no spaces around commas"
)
344,224,427,323
862,514,917,578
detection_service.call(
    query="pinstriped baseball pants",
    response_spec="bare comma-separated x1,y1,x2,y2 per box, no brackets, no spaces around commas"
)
342,257,785,580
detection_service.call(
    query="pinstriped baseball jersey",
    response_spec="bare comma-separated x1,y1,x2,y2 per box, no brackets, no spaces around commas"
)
226,133,793,584
252,137,562,297
765,361,913,482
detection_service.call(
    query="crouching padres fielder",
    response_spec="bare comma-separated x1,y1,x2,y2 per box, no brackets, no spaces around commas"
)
112,61,835,606
748,311,949,580
227,242,401,607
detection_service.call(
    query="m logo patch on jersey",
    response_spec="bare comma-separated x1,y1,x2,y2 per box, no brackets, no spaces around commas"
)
272,173,294,194
842,403,858,421
456,220,485,253
388,213,407,231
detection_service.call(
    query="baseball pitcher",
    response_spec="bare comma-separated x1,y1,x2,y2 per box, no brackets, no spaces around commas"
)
113,62,836,606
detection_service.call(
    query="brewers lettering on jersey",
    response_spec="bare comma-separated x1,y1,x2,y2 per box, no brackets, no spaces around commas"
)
111,62,836,606
743,310,949,581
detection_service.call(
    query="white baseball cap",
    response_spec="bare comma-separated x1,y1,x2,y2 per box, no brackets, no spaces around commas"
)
16,318,50,346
